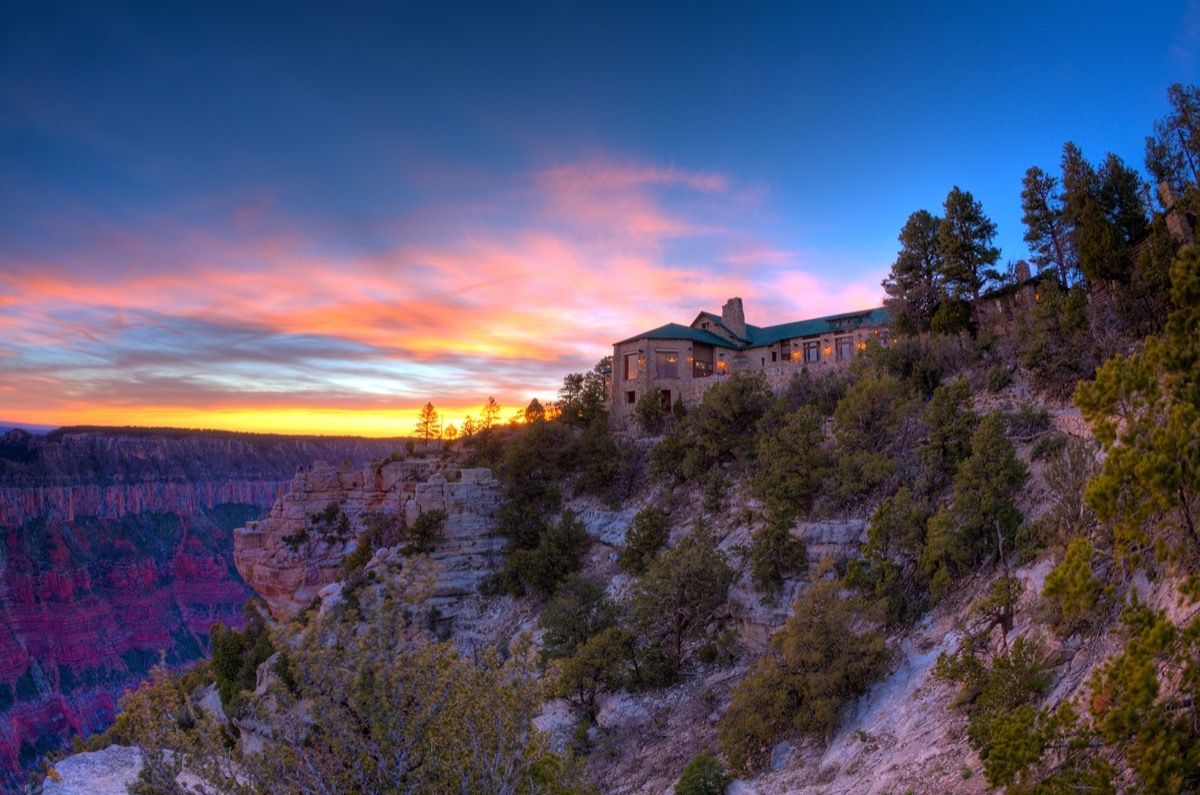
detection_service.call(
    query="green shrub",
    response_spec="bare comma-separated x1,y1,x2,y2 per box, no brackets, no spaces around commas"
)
985,365,1013,392
675,750,732,795
403,509,447,554
1031,432,1067,461
719,580,888,773
619,506,671,575
507,509,591,597
634,390,669,435
539,575,618,660
1009,404,1050,440
748,519,807,594
933,636,1051,758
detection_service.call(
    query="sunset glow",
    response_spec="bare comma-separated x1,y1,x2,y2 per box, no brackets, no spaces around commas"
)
2,2,1196,435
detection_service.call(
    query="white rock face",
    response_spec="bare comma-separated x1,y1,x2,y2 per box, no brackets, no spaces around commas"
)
234,460,503,620
42,745,142,795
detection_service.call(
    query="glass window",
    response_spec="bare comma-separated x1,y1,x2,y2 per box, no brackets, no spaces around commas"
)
624,353,638,380
804,341,820,363
656,350,679,379
836,336,853,360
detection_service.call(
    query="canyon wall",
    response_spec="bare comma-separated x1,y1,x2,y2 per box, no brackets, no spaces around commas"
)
0,428,406,791
234,459,503,622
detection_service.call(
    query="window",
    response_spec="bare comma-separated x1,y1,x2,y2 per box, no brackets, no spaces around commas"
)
625,391,636,404
661,389,672,409
624,353,638,380
693,359,713,377
656,350,679,379
771,351,777,362
836,336,853,360
804,341,820,363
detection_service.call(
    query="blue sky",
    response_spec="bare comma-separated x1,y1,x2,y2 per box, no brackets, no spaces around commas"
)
1,1,1197,434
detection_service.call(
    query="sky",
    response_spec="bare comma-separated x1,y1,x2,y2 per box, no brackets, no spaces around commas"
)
2,1,1198,436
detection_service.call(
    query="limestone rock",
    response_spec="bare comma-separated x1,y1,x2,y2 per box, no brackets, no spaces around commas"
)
234,460,503,620
42,745,142,795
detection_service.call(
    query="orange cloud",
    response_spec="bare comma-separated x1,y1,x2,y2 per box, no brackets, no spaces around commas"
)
0,155,889,434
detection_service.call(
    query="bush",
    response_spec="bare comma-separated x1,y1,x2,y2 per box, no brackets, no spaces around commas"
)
539,575,618,660
403,508,447,554
629,527,734,676
507,508,592,597
634,389,669,435
752,401,831,522
748,519,807,594
931,298,975,336
619,506,671,575
719,580,888,773
1009,404,1050,440
675,750,732,795
1031,432,1067,461
933,636,1051,760
985,365,1013,393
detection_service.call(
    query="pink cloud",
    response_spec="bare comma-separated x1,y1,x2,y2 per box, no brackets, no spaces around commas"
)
1,153,889,431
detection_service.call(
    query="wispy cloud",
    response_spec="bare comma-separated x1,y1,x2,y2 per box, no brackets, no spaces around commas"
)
0,155,885,434
1174,0,1200,69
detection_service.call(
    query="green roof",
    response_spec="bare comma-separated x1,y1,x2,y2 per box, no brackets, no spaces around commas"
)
614,323,735,347
615,307,889,349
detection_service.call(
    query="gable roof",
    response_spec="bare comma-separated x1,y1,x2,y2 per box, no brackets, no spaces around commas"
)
690,311,752,345
614,323,734,347
615,307,889,350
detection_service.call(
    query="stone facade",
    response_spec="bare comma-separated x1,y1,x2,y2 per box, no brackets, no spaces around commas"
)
611,298,889,426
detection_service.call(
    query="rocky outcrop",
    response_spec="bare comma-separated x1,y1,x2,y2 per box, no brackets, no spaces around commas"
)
0,428,408,789
235,461,503,621
41,744,143,795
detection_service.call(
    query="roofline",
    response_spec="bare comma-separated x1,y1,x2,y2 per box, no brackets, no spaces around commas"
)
614,306,889,349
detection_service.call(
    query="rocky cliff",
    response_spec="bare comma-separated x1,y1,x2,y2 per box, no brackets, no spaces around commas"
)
0,428,407,791
233,459,504,623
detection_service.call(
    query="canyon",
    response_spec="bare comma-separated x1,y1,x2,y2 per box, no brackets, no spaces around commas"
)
0,428,407,791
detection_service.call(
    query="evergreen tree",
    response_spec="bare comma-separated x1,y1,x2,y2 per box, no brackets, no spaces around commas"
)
1020,165,1076,285
630,527,733,675
415,401,442,447
939,186,1001,303
920,412,1028,600
882,209,945,333
752,400,831,522
1076,247,1200,566
1145,82,1200,191
718,579,888,774
619,506,671,575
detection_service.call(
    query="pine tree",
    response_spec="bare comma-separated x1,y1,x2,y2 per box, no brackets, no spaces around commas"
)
882,209,945,333
939,186,1001,303
1076,247,1200,566
415,401,442,447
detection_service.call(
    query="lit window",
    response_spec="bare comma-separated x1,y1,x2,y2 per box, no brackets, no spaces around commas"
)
656,350,679,379
624,353,638,380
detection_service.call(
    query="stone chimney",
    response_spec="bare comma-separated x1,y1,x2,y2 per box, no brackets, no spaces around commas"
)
721,297,746,339
1160,181,1195,246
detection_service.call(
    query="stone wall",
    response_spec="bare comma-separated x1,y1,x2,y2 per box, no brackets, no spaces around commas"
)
610,325,887,429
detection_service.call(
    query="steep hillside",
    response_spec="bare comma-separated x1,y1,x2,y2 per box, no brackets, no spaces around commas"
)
0,429,407,790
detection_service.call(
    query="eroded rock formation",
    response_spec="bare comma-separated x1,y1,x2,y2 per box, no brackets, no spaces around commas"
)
234,460,503,621
0,428,406,788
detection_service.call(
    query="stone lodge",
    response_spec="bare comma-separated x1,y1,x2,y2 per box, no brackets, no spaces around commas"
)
610,297,889,426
